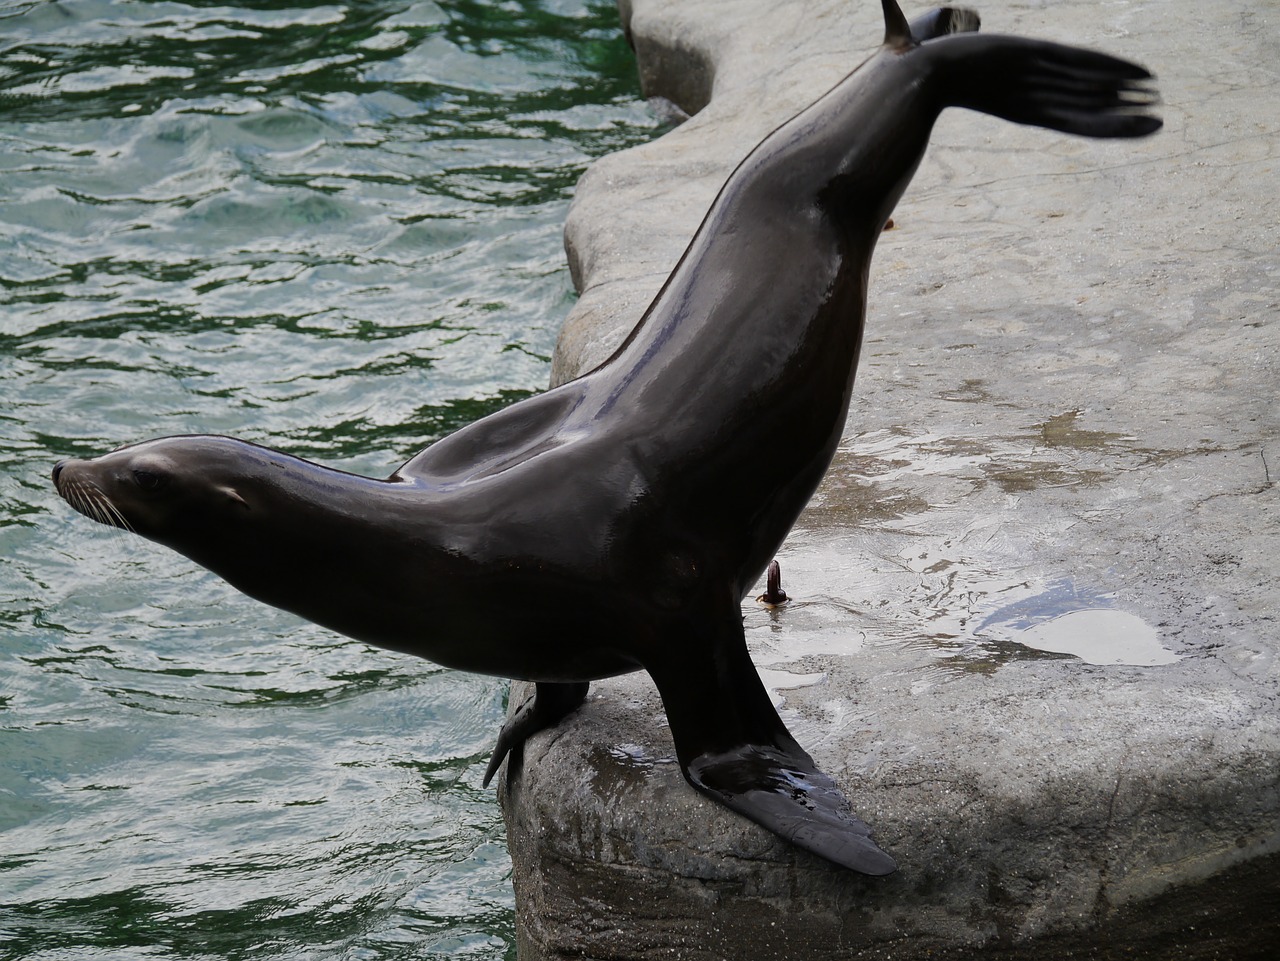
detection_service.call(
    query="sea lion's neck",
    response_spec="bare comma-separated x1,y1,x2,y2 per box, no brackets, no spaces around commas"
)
594,46,939,408
183,447,442,636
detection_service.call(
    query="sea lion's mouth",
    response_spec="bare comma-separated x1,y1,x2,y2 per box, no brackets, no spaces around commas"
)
52,463,134,532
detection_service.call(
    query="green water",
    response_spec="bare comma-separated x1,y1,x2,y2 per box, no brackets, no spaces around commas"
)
0,1,657,957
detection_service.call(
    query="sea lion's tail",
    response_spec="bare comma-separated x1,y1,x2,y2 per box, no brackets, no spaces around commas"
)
929,32,1162,139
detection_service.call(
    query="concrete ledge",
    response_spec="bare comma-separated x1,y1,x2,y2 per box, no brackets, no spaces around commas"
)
502,1,1280,957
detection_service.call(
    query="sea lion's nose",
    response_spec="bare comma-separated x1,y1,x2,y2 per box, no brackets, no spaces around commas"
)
52,461,65,486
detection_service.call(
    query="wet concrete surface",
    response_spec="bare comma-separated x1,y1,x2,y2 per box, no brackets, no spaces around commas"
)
500,1,1280,957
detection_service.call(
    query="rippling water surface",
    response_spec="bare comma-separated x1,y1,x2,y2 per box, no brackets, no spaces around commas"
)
1,1,656,956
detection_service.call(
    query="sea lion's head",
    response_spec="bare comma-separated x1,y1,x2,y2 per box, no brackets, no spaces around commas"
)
53,435,413,638
51,436,270,552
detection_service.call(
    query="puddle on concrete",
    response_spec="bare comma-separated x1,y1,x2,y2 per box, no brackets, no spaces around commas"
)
985,609,1179,666
747,555,1179,692
807,411,1174,525
591,741,677,794
1036,409,1135,450
756,667,828,708
745,411,1189,696
607,742,660,771
975,577,1179,666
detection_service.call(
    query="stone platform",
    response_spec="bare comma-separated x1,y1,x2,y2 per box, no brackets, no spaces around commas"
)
499,1,1280,958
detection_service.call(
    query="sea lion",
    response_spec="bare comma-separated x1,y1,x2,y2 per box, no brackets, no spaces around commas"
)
52,1,1160,875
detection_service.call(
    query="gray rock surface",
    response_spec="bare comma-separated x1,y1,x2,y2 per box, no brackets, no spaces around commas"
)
500,1,1280,957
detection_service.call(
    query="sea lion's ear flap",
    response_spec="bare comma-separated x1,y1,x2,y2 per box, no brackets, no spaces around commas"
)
219,486,249,510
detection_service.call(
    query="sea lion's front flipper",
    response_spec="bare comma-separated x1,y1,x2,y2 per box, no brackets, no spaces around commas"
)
647,608,896,875
687,744,897,876
483,680,589,787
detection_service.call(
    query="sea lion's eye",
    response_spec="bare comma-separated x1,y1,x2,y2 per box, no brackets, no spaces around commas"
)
133,469,166,492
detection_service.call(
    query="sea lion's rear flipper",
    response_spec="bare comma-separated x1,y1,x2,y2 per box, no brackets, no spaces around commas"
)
930,32,1162,139
647,609,896,875
483,680,589,787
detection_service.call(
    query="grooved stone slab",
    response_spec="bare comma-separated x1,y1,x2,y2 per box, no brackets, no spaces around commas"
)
499,1,1280,958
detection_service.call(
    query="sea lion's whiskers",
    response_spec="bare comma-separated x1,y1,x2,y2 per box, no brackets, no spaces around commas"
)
73,483,100,524
63,479,133,533
99,493,135,534
70,481,100,525
64,481,93,521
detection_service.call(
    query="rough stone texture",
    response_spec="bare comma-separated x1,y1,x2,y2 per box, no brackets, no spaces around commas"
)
501,1,1280,958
